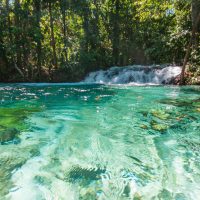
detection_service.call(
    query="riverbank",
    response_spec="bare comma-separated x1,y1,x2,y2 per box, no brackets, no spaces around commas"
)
1,65,200,85
0,68,85,83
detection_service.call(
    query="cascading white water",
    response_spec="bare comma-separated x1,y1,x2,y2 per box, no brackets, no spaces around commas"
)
84,65,182,85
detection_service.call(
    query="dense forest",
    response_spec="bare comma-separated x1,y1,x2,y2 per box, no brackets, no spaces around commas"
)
0,0,200,83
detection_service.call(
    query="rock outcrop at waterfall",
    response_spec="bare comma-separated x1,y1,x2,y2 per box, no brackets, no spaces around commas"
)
84,65,182,85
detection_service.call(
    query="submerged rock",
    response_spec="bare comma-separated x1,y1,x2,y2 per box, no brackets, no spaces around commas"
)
151,121,168,132
175,193,187,200
151,109,170,120
140,109,171,132
0,125,6,131
158,97,200,109
34,175,51,186
0,143,42,196
181,139,200,152
133,193,143,200
0,153,27,196
80,188,97,200
140,111,148,117
140,124,148,129
158,98,190,107
157,189,173,199
0,128,20,144
0,107,42,132
152,124,168,132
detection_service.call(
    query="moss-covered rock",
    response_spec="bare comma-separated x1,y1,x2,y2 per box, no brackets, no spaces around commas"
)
152,124,168,132
0,106,42,133
193,101,200,108
140,124,148,129
158,98,192,107
196,108,200,112
133,193,142,200
0,128,20,144
158,97,200,109
151,120,168,132
151,109,170,120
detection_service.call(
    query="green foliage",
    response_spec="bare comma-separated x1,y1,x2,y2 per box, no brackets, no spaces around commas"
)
0,0,199,82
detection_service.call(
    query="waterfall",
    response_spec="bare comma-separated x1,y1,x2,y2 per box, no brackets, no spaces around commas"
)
84,65,181,85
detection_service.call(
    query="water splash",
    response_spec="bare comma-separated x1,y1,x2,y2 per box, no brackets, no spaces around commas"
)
84,65,181,85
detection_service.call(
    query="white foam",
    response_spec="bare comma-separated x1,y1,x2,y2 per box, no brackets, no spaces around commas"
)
84,65,181,85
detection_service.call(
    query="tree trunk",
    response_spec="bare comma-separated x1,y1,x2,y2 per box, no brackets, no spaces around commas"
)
14,0,23,71
34,0,42,79
0,38,9,80
92,0,100,48
82,6,90,53
112,0,120,66
49,2,58,69
60,0,68,62
14,62,25,79
6,0,12,42
180,11,200,85
192,0,200,47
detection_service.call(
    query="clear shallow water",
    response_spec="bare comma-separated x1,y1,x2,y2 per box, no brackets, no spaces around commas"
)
0,84,200,200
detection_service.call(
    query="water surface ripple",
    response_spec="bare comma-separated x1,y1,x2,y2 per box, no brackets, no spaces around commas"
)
0,84,200,200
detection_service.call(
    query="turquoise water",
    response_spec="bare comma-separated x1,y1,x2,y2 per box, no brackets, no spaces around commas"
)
0,84,200,200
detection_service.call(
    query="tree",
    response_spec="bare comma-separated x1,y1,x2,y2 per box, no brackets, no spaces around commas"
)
48,0,58,69
111,0,120,65
34,0,42,79
60,0,68,63
0,0,199,83
180,0,200,85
